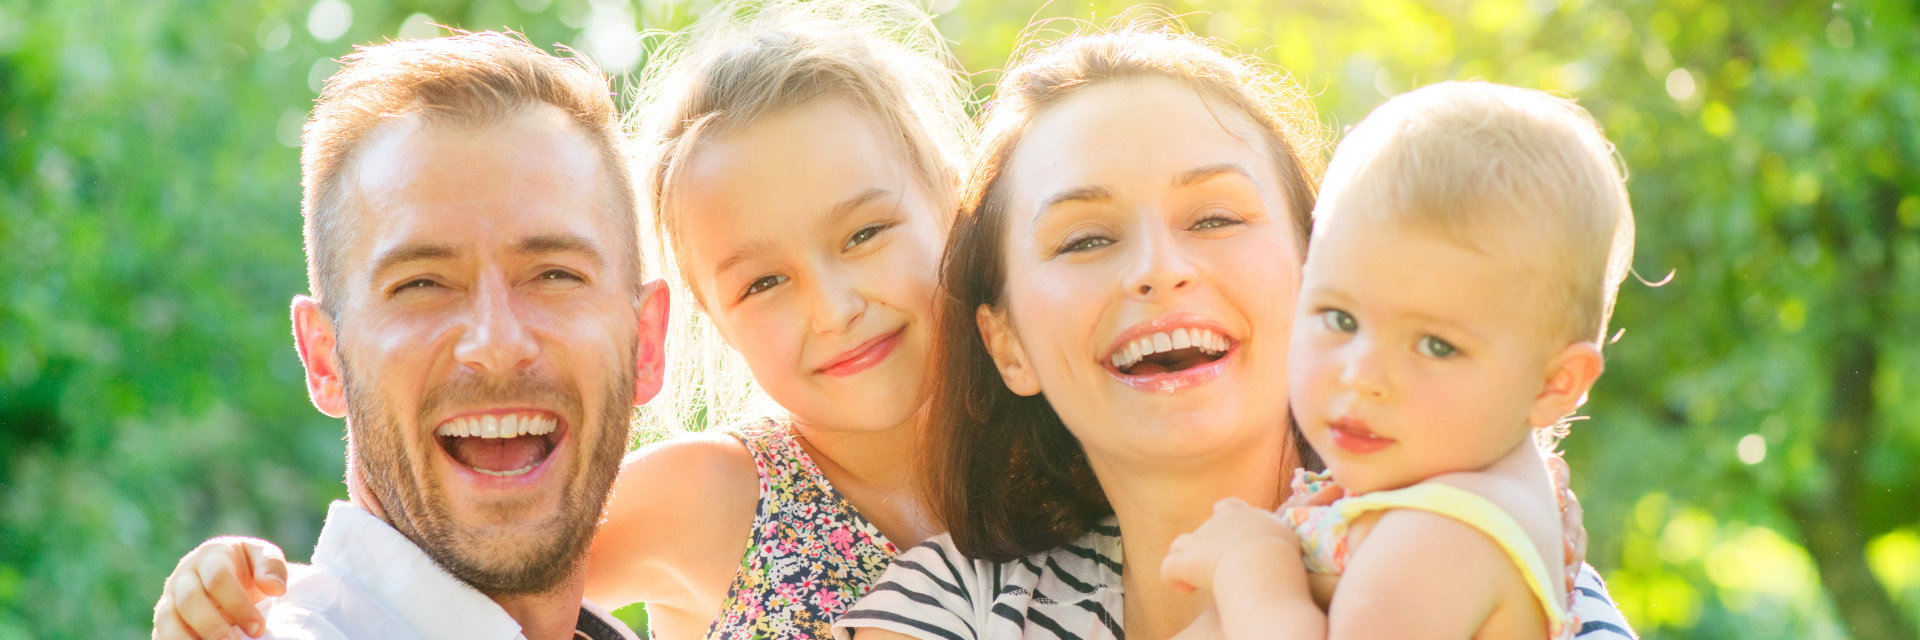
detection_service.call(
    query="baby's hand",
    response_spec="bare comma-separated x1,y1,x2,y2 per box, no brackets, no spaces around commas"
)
152,537,288,640
1161,498,1302,595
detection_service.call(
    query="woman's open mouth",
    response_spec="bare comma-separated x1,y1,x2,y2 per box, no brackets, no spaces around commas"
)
433,412,562,477
1108,327,1231,376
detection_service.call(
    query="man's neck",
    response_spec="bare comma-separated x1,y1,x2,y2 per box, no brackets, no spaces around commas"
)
494,577,589,640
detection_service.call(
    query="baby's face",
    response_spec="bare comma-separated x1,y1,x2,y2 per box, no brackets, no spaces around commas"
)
1288,211,1564,494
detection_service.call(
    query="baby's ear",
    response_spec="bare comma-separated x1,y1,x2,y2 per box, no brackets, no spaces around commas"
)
1530,341,1605,428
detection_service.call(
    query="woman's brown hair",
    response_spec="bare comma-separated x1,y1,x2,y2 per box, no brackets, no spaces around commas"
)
926,18,1328,562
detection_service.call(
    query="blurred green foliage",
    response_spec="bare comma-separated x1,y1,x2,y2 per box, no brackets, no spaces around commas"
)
2,0,1915,638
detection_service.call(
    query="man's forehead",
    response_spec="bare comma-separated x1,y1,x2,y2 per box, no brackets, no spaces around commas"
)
342,107,618,253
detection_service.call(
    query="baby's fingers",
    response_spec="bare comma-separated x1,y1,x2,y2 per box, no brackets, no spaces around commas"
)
1160,534,1212,594
167,568,244,640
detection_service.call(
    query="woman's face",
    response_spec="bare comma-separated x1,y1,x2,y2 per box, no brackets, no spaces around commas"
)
980,77,1302,468
674,96,946,432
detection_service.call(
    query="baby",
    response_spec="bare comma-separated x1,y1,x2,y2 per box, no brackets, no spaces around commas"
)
1162,80,1635,639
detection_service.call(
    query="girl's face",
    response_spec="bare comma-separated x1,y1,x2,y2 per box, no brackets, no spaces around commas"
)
674,96,945,432
980,78,1302,468
1290,214,1560,494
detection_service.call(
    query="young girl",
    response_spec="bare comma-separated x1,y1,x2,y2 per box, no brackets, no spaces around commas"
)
152,1,972,639
1159,80,1636,639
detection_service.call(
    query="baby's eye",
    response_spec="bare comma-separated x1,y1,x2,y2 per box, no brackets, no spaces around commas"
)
1320,309,1357,333
742,274,788,299
1416,335,1458,358
844,222,893,251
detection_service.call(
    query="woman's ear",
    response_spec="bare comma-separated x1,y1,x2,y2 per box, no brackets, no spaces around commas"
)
977,303,1042,396
1530,341,1605,428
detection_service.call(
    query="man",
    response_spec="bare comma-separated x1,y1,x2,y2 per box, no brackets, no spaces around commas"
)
151,31,669,640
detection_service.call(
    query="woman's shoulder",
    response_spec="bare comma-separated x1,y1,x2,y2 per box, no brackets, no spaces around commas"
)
834,520,1127,640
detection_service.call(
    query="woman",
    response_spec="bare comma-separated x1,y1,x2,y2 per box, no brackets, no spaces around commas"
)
835,21,1635,640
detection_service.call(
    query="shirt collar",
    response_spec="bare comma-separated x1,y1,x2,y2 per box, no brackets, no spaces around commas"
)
311,500,528,640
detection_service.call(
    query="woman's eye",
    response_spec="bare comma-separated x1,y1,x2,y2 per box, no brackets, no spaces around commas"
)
1417,335,1458,358
742,274,788,299
844,223,893,251
1191,213,1243,230
1057,235,1114,255
1320,309,1357,333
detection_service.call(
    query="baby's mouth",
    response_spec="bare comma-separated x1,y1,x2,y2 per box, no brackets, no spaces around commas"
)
434,413,561,477
1109,327,1231,376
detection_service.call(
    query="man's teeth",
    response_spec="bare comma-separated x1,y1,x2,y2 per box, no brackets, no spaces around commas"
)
1109,328,1230,370
433,414,559,438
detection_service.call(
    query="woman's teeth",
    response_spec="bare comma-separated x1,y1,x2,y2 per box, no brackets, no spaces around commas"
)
433,414,558,438
1109,328,1229,371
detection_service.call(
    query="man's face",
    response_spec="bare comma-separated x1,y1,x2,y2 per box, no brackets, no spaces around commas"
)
292,104,665,596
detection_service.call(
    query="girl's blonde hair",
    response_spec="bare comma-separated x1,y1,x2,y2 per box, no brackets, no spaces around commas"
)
628,0,973,440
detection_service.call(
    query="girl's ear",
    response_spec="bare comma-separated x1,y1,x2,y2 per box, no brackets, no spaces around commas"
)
1530,341,1605,428
977,303,1042,396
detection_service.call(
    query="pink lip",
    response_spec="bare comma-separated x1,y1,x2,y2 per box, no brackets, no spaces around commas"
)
1101,315,1237,393
1328,416,1393,455
432,408,569,492
816,327,905,377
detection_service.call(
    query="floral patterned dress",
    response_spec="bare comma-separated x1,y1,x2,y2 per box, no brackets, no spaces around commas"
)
703,422,900,640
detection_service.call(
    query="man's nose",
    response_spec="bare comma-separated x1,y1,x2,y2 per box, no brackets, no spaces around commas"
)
453,274,539,375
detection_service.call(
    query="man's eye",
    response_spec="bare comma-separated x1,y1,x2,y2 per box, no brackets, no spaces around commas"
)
742,274,788,299
393,278,439,294
540,269,585,283
1417,335,1458,358
844,223,893,251
1321,309,1357,333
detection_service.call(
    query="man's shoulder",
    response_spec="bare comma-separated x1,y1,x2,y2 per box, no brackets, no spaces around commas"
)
258,563,422,640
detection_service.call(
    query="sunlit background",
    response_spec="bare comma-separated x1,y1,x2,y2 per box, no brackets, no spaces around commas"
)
2,0,1915,638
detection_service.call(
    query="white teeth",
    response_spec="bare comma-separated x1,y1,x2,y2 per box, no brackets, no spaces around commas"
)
503,415,523,438
528,416,555,436
1111,328,1233,370
481,415,500,438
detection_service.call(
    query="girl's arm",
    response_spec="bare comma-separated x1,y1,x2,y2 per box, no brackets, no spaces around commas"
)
582,433,760,613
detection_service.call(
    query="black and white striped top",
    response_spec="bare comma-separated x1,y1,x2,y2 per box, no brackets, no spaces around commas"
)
831,517,1638,640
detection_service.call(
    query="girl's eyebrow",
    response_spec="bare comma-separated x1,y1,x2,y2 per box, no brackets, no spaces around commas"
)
825,187,895,228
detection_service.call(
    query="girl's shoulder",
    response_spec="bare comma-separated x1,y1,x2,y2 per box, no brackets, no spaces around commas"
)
583,432,761,613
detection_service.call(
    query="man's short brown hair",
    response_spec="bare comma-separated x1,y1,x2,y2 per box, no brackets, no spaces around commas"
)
301,31,639,316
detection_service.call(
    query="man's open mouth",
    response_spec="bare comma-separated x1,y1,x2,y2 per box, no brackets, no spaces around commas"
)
434,412,561,477
1108,327,1231,376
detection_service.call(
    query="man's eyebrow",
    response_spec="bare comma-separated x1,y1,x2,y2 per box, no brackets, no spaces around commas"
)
1174,163,1255,187
369,242,458,279
1034,186,1114,224
514,234,606,268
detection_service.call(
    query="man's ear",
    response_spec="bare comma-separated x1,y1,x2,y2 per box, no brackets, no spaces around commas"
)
632,279,671,406
292,296,348,418
976,303,1041,397
1530,341,1605,428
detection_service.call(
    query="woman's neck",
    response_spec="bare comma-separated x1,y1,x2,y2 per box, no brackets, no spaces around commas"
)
788,410,941,547
1090,429,1297,640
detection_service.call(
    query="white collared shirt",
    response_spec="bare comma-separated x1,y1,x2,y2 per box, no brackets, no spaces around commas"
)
259,501,638,640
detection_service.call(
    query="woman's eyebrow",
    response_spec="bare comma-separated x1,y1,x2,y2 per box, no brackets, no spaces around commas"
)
1173,163,1254,187
1034,186,1113,224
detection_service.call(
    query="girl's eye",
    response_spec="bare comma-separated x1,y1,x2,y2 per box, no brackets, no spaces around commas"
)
844,223,893,251
1417,335,1458,358
1057,235,1114,255
1320,309,1358,333
742,274,788,299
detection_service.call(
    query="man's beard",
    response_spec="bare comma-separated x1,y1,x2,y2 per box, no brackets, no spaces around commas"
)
340,352,634,597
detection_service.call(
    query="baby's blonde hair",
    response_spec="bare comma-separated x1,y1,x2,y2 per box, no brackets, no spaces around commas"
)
1315,81,1635,347
628,0,972,439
